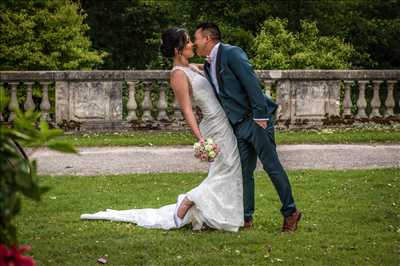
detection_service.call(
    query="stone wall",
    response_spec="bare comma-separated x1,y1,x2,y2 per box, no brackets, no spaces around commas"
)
0,70,399,131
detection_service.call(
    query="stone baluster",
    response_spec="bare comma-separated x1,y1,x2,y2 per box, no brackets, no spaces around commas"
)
126,81,138,122
263,80,273,98
342,80,353,117
40,82,52,122
157,81,169,121
370,80,383,118
172,96,183,121
384,81,396,118
8,82,19,122
355,81,368,119
141,81,153,122
24,82,35,112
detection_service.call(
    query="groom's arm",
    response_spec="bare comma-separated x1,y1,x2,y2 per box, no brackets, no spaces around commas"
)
227,47,270,123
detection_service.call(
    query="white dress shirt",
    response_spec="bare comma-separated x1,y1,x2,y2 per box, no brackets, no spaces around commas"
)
208,42,221,94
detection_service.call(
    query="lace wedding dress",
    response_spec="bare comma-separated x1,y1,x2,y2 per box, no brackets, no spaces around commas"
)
80,65,244,232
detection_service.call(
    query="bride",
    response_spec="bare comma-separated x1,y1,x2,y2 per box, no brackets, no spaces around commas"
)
80,28,244,232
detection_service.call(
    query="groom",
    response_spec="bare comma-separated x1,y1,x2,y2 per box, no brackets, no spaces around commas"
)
194,22,301,232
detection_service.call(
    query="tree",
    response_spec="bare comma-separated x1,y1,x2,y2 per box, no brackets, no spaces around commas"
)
264,0,399,68
80,0,170,69
251,18,357,70
76,0,399,69
0,0,106,70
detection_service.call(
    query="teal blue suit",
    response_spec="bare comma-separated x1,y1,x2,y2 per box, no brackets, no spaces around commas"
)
204,43,297,220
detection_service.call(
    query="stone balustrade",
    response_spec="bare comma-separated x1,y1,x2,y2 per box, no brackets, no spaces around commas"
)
0,70,399,131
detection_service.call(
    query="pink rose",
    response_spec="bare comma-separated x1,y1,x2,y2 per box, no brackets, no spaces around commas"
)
0,244,36,266
200,154,208,161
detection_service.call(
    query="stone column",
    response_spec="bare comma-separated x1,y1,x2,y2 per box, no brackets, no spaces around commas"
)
157,81,169,121
24,82,35,111
370,80,383,118
55,81,69,124
342,80,353,118
263,80,273,98
355,81,368,119
326,80,341,117
126,81,138,122
8,82,19,122
40,82,51,122
275,80,291,122
141,81,153,122
384,81,396,118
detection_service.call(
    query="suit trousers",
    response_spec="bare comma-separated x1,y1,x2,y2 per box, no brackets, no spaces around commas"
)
233,118,296,221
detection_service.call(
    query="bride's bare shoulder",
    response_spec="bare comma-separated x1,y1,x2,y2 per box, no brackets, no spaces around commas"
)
170,68,185,80
170,68,189,89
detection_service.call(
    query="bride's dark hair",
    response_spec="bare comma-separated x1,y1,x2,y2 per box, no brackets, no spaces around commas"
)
160,28,188,58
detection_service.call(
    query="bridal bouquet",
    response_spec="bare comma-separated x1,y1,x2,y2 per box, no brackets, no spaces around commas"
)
193,138,220,162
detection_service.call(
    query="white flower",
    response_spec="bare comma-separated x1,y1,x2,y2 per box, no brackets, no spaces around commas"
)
209,151,216,157
206,138,213,144
205,144,213,152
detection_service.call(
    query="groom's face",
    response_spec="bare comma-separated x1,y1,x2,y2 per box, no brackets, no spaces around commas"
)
194,29,209,57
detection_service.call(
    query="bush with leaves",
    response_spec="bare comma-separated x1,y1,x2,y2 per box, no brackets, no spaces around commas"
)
0,87,76,249
0,0,107,70
251,18,359,70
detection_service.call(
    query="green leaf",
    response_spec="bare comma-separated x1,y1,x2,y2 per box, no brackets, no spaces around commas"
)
47,142,78,154
8,130,32,142
13,161,34,189
38,120,63,140
11,197,21,216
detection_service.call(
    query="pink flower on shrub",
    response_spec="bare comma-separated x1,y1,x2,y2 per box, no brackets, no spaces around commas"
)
0,244,35,266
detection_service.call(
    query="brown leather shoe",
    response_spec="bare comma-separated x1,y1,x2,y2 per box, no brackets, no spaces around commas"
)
282,210,302,233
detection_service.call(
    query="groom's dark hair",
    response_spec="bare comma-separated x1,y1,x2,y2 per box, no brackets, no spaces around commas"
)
196,22,221,41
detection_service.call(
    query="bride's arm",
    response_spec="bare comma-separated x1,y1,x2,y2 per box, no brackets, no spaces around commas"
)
170,70,203,141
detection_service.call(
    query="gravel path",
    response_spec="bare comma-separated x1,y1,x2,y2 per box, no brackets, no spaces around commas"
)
30,144,400,176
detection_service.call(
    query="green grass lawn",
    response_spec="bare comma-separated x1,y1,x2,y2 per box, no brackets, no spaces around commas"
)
17,169,399,265
43,129,400,147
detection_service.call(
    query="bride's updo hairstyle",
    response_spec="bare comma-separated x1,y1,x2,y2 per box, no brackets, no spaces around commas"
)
160,28,188,58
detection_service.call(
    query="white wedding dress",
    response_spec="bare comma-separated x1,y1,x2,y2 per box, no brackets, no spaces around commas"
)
80,65,244,232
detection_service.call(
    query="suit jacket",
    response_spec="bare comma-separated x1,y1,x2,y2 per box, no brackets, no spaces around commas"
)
204,43,278,125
